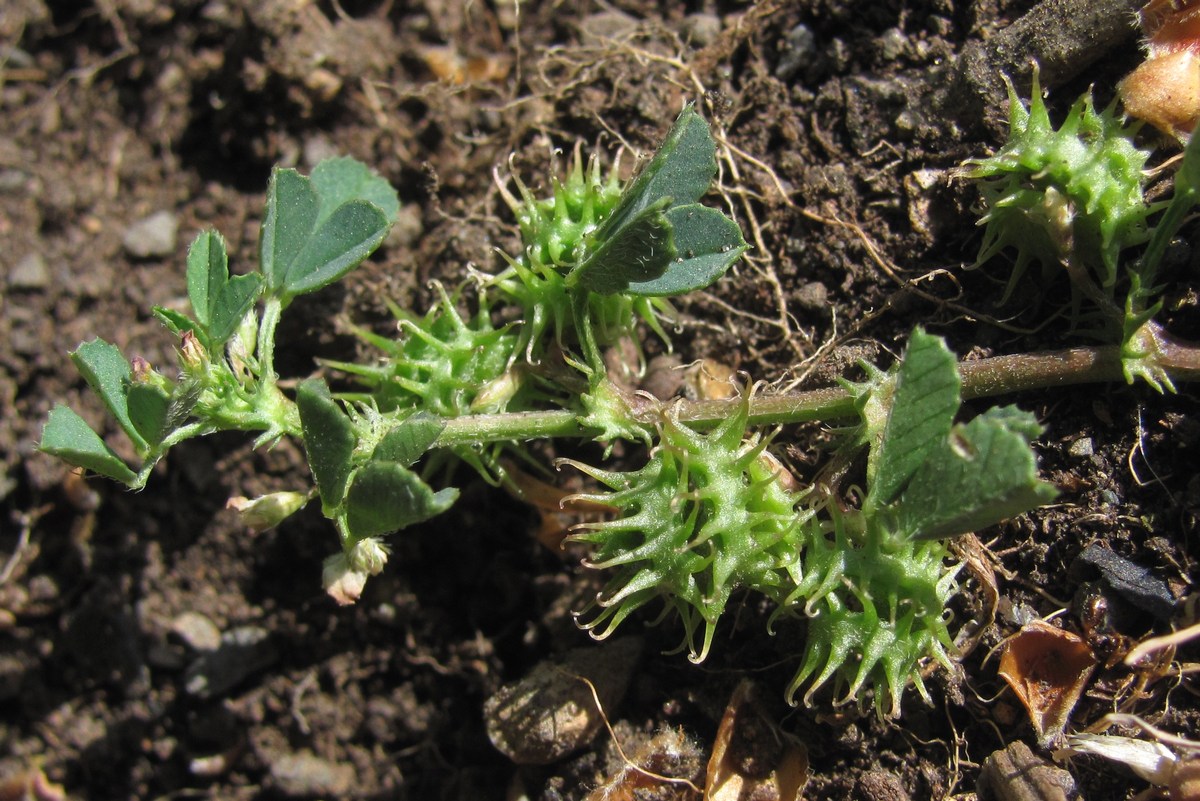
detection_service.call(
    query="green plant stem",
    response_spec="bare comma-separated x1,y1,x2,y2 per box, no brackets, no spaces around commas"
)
258,296,284,380
435,340,1200,448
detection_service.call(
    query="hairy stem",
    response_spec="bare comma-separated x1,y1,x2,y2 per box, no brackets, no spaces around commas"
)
258,297,284,381
435,341,1200,448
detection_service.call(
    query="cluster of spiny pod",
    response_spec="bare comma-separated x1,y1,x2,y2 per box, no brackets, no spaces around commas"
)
965,70,1155,302
561,395,958,717
334,110,964,716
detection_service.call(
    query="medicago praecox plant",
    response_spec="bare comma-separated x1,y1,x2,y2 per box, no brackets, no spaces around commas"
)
50,102,1163,716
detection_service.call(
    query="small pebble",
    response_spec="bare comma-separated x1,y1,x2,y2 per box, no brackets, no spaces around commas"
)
856,769,911,801
484,638,640,765
184,625,277,699
8,252,49,289
681,13,722,46
0,168,31,193
579,10,639,44
122,210,179,259
1067,437,1093,458
643,354,684,399
171,611,222,652
794,280,829,313
877,27,907,61
388,204,424,249
776,23,816,80
269,751,355,798
977,741,1079,801
302,135,339,169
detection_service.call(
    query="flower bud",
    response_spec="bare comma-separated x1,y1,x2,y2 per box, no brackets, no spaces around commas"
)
348,537,390,575
226,491,309,532
226,333,254,386
470,366,524,412
234,307,258,356
322,552,367,606
179,330,210,374
131,355,174,394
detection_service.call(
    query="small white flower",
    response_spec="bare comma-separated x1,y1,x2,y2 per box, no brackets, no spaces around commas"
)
322,553,367,606
349,537,390,575
227,491,308,532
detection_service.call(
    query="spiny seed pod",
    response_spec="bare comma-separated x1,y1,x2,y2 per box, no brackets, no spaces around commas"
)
1119,0,1200,140
493,145,675,362
965,70,1154,300
777,499,959,718
325,283,519,418
562,395,811,664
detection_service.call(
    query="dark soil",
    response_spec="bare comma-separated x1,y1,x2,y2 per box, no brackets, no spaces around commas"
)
2,1,1198,799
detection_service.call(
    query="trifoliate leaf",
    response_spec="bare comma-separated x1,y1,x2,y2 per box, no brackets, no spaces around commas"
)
282,201,394,297
260,168,317,296
70,339,147,454
260,160,397,303
896,405,1058,540
570,200,675,294
40,405,139,485
311,156,401,229
186,230,262,347
625,204,747,296
596,104,717,242
865,329,959,509
371,413,445,466
296,378,357,509
344,461,459,538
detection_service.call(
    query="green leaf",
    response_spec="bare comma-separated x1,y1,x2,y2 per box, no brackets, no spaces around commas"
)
896,406,1058,540
260,160,398,303
127,383,171,446
70,339,147,454
40,406,139,485
281,201,391,297
866,329,960,508
344,460,459,538
296,378,357,509
311,157,401,230
371,413,445,466
186,230,262,346
570,201,675,294
261,168,318,296
152,307,201,339
625,204,747,296
597,104,717,241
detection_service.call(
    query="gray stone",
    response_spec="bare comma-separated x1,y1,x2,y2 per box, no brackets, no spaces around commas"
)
795,280,829,313
388,204,424,249
484,637,640,765
681,13,722,47
775,23,816,81
122,210,179,259
1067,437,1093,458
9,252,49,289
171,611,222,652
184,625,277,699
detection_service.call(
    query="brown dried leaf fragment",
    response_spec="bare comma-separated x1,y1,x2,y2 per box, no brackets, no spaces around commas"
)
1119,0,1200,138
704,680,808,801
997,620,1096,746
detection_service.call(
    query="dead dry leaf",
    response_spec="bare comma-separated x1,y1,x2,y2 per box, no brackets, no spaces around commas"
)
705,680,808,801
998,620,1096,746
